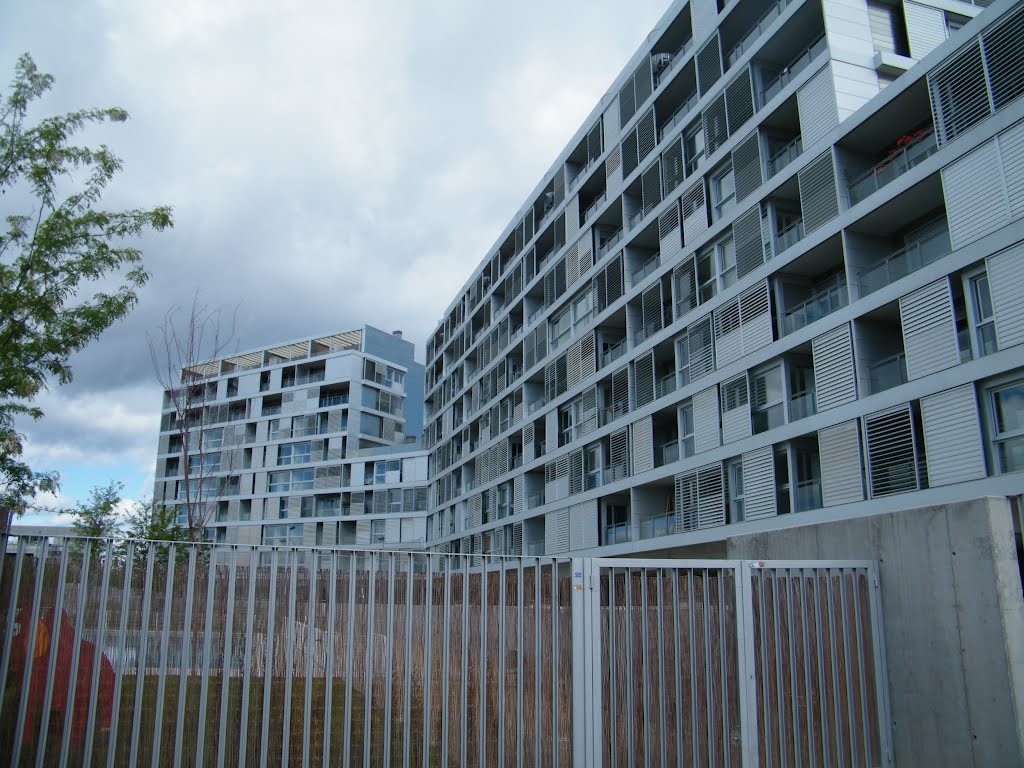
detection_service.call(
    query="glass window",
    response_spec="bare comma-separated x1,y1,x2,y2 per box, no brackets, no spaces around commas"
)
752,366,785,433
697,250,717,303
371,519,386,543
722,378,749,412
971,274,998,357
291,469,315,490
684,121,705,175
991,382,1024,473
602,503,630,545
710,165,736,222
718,237,737,288
676,336,691,386
202,428,224,450
278,441,312,466
727,459,745,522
680,403,695,458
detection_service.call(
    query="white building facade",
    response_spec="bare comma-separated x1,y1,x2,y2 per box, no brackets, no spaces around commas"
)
422,0,1024,557
153,325,431,549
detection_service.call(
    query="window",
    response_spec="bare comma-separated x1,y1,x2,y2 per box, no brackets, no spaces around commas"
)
550,306,572,350
722,377,749,412
970,273,998,357
727,459,745,522
202,428,224,450
189,452,222,474
684,121,704,175
371,520,386,544
774,449,791,514
292,414,318,437
291,469,315,490
263,523,302,546
573,290,595,329
717,237,737,289
584,444,601,491
752,366,785,433
676,336,691,386
709,164,735,222
278,441,312,465
989,381,1024,473
788,362,816,421
300,496,314,518
679,403,695,458
697,249,717,303
602,503,630,545
279,497,289,519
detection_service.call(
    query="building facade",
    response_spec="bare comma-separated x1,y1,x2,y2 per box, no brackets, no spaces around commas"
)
153,325,431,549
422,0,1024,557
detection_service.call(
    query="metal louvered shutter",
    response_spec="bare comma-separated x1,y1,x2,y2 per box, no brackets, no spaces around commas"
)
682,181,708,245
741,446,776,520
688,316,715,382
983,4,1024,111
641,282,664,338
619,75,636,128
942,139,1009,250
609,427,630,481
606,144,623,194
811,323,857,410
580,332,596,379
545,508,570,554
637,108,657,167
988,244,1024,349
999,121,1024,220
797,65,839,149
696,34,723,96
622,126,640,178
732,133,762,204
634,351,656,409
899,278,960,380
864,404,922,498
662,137,685,197
631,416,655,473
569,501,598,550
929,42,990,146
545,408,559,454
818,420,865,506
641,159,663,216
569,448,584,496
798,151,839,235
567,338,583,390
714,297,743,368
659,201,683,262
904,1,946,60
703,94,729,156
693,385,721,453
720,374,752,444
921,384,986,487
675,471,698,532
740,280,773,354
697,464,726,528
634,58,653,114
725,69,754,135
611,366,630,419
674,256,697,319
580,385,598,437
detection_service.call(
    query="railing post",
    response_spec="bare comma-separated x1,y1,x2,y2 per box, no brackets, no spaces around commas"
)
735,560,761,767
571,558,603,768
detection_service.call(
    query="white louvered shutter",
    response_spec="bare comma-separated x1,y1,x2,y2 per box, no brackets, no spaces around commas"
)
818,420,865,506
693,386,721,454
797,65,838,148
720,374,752,444
631,416,655,473
941,139,1009,250
811,324,857,411
899,278,960,380
741,446,776,521
987,244,1024,350
697,464,725,528
920,385,985,487
634,351,656,409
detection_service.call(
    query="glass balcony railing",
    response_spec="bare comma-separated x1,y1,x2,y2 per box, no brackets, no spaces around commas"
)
653,38,693,88
528,492,545,509
658,93,698,142
597,229,624,258
631,253,661,286
602,338,628,367
727,0,795,67
656,373,677,399
633,318,664,345
789,389,817,421
604,524,631,546
767,136,802,178
774,218,804,255
639,514,676,540
858,224,952,296
583,191,607,223
760,35,827,106
794,478,822,512
868,352,908,394
783,279,848,335
655,440,680,467
602,463,629,484
848,129,938,205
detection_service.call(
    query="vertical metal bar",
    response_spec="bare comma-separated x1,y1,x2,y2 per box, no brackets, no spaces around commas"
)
362,551,378,768
735,563,761,768
59,539,93,768
173,546,198,766
128,546,156,764
811,569,830,766
838,571,857,766
303,552,317,768
625,568,635,768
551,558,560,768
773,571,787,768
282,548,298,766
383,552,396,767
571,557,586,768
35,541,70,767
718,569,730,768
217,546,240,768
479,554,489,768
757,570,771,768
608,566,618,766
657,570,667,768
785,572,801,768
851,570,872,766
106,541,135,768
798,572,816,768
83,539,114,767
825,571,843,768
260,548,280,768
641,568,652,768
672,570,683,768
865,563,894,768
702,569,714,768
342,554,357,768
12,537,48,768
688,570,699,768
440,555,453,767
498,556,506,768
587,558,604,768
517,556,525,768
239,546,258,768
150,544,177,768
460,554,470,768
196,545,220,768
0,536,28,720
534,556,542,765
420,554,435,767
402,553,414,768
323,551,339,768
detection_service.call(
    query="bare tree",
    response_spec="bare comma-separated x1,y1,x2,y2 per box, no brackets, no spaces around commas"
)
149,293,238,541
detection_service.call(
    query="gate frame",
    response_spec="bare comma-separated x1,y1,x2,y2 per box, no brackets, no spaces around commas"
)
571,558,893,768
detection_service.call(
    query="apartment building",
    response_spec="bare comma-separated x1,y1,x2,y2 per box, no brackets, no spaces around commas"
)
153,325,431,549
422,0,1024,557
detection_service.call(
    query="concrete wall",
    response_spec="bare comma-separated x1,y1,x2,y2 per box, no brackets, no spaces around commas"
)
724,497,1024,767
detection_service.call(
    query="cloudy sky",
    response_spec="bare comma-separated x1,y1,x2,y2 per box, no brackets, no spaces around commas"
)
3,0,670,523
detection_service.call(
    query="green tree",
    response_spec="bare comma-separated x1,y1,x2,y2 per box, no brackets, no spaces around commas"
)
122,499,187,563
65,480,123,539
0,53,172,516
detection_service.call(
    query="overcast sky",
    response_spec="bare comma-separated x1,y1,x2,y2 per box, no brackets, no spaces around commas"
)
3,0,670,524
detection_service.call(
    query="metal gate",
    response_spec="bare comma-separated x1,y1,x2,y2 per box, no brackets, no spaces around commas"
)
0,536,891,766
574,558,893,768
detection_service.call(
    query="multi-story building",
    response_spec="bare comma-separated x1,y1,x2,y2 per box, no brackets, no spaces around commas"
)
153,325,431,549
422,0,1024,557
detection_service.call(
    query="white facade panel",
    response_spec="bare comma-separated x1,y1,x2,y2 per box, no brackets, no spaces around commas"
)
899,278,960,380
569,500,599,550
942,139,1010,250
921,384,986,487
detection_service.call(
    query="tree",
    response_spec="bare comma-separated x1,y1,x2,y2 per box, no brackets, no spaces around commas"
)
0,53,172,515
65,481,123,539
148,294,237,541
122,499,186,563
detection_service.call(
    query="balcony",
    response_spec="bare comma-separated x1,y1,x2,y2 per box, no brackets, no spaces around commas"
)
794,478,822,512
782,278,848,335
658,92,698,142
767,136,802,178
655,372,677,399
639,514,676,540
759,35,827,106
774,218,804,255
600,403,629,427
604,523,631,546
528,492,545,509
631,253,661,286
602,338,628,368
653,38,693,87
655,439,680,467
583,191,607,223
847,129,938,206
633,318,663,346
727,0,796,67
789,389,817,421
868,352,908,394
597,229,624,258
602,463,629,484
319,394,349,407
858,224,951,296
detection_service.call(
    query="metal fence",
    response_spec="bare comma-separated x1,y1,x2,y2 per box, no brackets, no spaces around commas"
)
0,536,891,767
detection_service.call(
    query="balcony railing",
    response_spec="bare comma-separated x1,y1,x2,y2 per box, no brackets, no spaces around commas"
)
604,524,631,546
602,463,629,484
658,92,698,142
868,352,908,394
789,389,817,421
319,394,349,407
528,492,545,509
631,253,661,286
653,38,693,87
656,372,677,399
794,478,822,512
848,129,938,205
639,514,676,540
767,136,802,178
727,0,795,67
858,224,952,296
633,318,663,346
655,439,680,467
774,218,804,255
760,35,827,105
601,403,629,427
583,191,607,223
602,338,628,367
782,279,848,335
597,229,624,258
